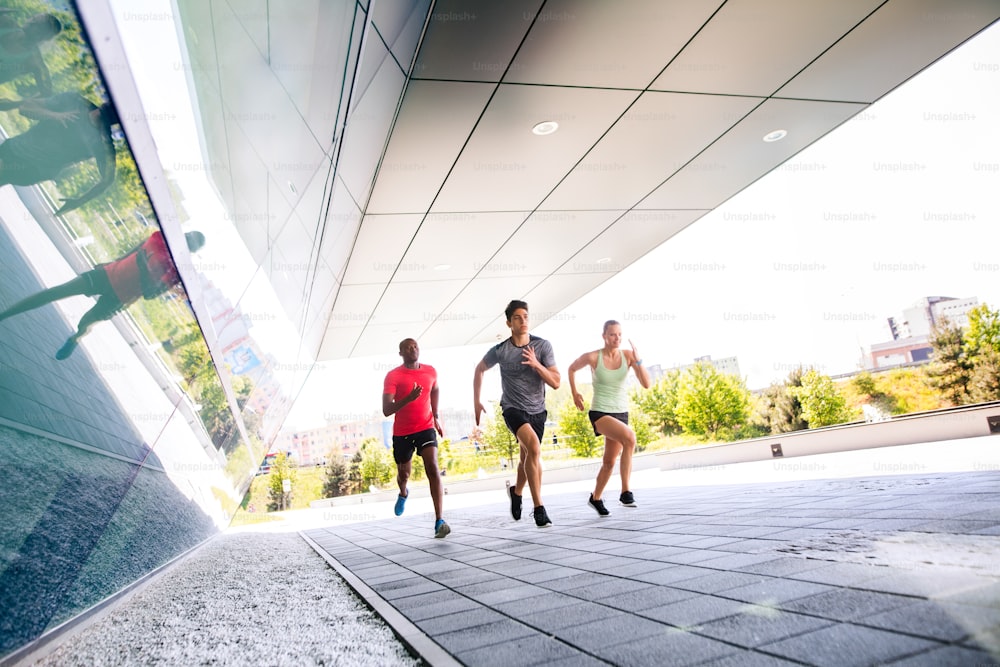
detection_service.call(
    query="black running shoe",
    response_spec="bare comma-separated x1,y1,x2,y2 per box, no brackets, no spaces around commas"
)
507,482,522,521
532,505,552,527
619,491,636,507
588,494,610,517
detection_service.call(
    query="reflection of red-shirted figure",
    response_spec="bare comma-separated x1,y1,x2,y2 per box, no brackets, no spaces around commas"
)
0,230,204,360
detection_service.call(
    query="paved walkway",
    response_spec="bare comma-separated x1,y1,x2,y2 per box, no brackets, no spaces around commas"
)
303,441,1000,667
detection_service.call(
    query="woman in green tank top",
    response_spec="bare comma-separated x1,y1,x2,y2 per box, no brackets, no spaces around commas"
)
567,321,652,516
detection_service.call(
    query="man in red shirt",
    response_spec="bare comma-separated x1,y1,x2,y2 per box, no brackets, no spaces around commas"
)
382,338,449,538
0,229,204,359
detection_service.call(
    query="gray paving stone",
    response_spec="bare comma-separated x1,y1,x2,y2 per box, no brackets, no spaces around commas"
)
517,565,586,585
934,581,1000,609
557,575,653,601
662,549,737,565
455,633,593,667
857,568,991,598
473,583,551,605
519,603,626,633
592,583,698,610
482,557,553,576
862,599,1000,642
780,588,921,622
631,564,715,585
701,650,804,666
693,607,835,647
734,556,833,577
760,623,939,667
433,617,538,654
553,613,668,652
397,595,484,622
415,606,507,634
374,578,446,600
594,627,737,667
670,571,768,594
721,577,834,605
492,590,581,616
639,594,748,627
883,644,1000,666
786,561,890,586
538,571,618,592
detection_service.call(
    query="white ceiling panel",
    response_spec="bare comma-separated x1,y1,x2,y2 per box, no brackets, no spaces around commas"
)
778,0,1000,102
557,209,707,276
421,275,545,347
367,80,496,215
318,324,365,359
395,211,529,282
342,214,424,285
168,1,998,364
652,0,884,96
321,177,363,284
507,0,721,89
524,272,621,325
413,0,543,82
639,98,866,210
432,84,638,212
541,92,761,211
372,0,432,74
479,210,623,279
337,41,407,206
370,280,471,329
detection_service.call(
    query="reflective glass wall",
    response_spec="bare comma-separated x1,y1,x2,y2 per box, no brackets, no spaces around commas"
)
0,1,259,656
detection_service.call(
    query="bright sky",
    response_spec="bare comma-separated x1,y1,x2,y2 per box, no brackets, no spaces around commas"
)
110,3,1000,431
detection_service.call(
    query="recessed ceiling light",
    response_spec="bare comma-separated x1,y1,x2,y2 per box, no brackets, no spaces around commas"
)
287,180,298,194
762,129,787,143
434,264,451,271
532,121,559,136
596,257,612,264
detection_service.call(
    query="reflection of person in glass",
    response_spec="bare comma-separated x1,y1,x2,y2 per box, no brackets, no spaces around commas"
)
0,11,62,94
0,230,205,360
0,92,118,215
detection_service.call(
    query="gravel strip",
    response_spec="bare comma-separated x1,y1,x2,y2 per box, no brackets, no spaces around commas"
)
36,532,422,666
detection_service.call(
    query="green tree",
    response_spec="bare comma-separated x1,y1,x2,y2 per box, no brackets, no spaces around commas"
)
928,319,972,405
267,452,296,511
675,363,750,439
629,406,655,451
481,402,518,469
791,369,853,428
851,371,897,416
557,397,601,458
347,451,363,495
968,348,1000,403
757,367,808,433
630,370,681,435
358,438,394,491
322,458,349,498
965,304,1000,362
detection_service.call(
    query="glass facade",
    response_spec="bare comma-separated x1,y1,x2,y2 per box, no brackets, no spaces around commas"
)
0,0,431,657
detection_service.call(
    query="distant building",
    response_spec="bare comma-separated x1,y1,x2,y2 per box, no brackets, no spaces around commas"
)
871,296,978,369
273,414,385,466
648,355,741,380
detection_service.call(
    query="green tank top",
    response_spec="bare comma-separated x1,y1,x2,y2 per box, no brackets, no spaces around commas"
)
591,350,629,412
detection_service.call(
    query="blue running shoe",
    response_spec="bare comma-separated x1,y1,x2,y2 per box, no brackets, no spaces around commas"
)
434,519,450,538
394,492,407,516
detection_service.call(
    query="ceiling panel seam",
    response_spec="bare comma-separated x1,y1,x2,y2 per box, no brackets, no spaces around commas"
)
349,0,550,353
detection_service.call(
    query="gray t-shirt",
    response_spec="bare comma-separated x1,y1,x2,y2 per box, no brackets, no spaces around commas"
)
482,335,556,414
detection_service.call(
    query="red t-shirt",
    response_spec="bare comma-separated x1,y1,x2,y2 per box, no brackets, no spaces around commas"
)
103,231,179,303
383,364,437,436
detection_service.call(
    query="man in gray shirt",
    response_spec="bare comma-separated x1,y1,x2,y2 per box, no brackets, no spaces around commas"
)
474,300,561,527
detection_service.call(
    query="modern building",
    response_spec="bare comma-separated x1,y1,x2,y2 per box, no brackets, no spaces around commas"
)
871,296,979,369
1,1,997,662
